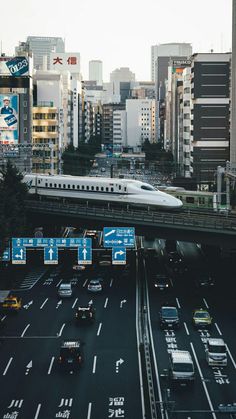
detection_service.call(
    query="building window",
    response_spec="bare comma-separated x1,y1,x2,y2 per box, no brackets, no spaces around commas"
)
24,128,27,133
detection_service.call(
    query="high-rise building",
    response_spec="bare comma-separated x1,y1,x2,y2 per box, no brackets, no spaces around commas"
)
151,43,192,82
25,36,65,70
126,99,155,151
110,67,135,83
231,0,236,164
89,60,103,85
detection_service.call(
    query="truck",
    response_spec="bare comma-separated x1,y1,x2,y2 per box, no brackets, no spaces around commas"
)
169,350,195,386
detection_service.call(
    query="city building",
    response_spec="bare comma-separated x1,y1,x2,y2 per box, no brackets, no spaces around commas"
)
89,60,103,86
102,103,125,148
24,36,65,70
110,67,135,83
113,110,127,151
126,99,155,151
190,53,230,186
231,0,236,164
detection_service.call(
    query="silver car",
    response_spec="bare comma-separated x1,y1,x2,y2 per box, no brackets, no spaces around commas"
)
58,282,73,298
87,279,102,293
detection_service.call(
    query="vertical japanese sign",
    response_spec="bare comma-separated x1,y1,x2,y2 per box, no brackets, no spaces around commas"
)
0,94,18,144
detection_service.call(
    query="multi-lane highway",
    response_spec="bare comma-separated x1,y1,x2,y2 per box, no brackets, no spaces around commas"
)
0,239,235,419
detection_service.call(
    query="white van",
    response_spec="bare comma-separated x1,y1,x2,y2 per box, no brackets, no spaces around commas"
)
206,338,227,367
169,350,195,386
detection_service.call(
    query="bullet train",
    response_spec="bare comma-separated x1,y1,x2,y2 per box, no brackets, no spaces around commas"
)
23,174,183,210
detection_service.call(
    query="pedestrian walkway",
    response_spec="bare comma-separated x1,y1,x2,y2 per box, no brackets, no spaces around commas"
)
15,267,48,290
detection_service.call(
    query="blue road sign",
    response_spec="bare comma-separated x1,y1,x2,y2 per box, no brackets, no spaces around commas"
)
103,227,135,248
78,246,92,265
44,247,58,265
12,237,92,248
12,247,26,265
0,248,10,262
112,247,126,265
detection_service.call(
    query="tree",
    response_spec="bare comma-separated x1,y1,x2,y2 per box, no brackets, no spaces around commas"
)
62,136,101,176
0,160,29,256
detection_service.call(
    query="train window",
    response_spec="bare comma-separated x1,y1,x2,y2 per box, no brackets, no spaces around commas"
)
119,185,121,190
101,187,104,191
106,187,109,192
38,180,41,184
59,184,61,188
91,186,94,191
199,197,205,204
86,186,89,190
72,185,75,189
82,185,84,190
186,196,195,204
77,185,80,189
68,184,71,189
49,183,52,187
45,183,48,187
54,183,57,187
63,184,66,188
141,184,155,191
96,186,99,191
111,187,114,192
124,187,127,191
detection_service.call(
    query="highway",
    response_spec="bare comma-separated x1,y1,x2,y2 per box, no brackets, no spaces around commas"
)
0,239,235,418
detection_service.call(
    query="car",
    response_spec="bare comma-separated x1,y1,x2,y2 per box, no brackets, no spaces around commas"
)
99,254,112,266
192,308,212,329
72,263,86,271
75,304,95,323
1,295,22,312
154,273,171,291
167,251,185,273
58,282,73,298
58,340,84,370
195,274,215,288
159,305,180,329
87,279,102,293
169,350,195,387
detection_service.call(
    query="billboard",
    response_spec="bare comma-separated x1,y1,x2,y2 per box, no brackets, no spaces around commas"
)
0,94,18,144
50,53,80,74
0,56,29,76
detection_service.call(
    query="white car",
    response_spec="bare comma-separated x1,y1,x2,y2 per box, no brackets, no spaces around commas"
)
58,282,73,298
87,279,102,293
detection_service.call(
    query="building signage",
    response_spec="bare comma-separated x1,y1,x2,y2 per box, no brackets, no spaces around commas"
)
0,56,29,76
50,52,80,74
0,94,18,145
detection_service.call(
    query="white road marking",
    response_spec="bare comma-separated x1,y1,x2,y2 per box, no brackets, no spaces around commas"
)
21,324,30,337
47,356,55,375
226,344,236,369
87,402,92,419
92,355,97,373
214,323,222,336
40,298,48,309
72,298,78,309
56,279,62,287
110,278,114,287
184,322,190,336
3,357,13,376
83,279,88,287
203,298,209,309
190,342,216,419
58,323,66,337
34,404,41,419
175,297,181,308
104,297,108,308
97,323,102,336
0,315,6,322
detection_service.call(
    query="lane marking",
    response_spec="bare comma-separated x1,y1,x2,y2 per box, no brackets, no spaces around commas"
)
203,298,209,309
110,278,114,287
175,297,181,308
226,344,236,369
83,279,88,288
58,323,66,337
104,298,108,308
47,356,55,375
214,323,222,336
92,355,97,373
190,342,216,419
0,315,6,322
56,279,62,287
34,403,41,419
72,298,78,309
97,323,102,336
184,322,190,336
3,357,13,376
170,278,173,287
21,324,30,337
40,298,48,309
87,402,92,419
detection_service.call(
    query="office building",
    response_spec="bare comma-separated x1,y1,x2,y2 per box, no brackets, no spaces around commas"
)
126,99,155,151
89,60,103,85
25,36,65,70
231,0,236,164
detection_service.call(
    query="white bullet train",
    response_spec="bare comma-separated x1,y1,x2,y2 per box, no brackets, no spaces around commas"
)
23,174,183,210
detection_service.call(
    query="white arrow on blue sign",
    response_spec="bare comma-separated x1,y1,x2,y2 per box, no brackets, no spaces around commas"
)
44,247,58,265
112,247,126,265
78,247,92,265
12,247,26,265
103,227,135,248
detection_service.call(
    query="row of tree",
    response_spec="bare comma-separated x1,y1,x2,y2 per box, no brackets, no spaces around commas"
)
62,135,101,175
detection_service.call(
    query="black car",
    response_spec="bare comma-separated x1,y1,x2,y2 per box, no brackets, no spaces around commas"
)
167,251,185,273
154,273,171,291
159,306,180,329
58,340,84,370
195,274,215,288
75,304,95,323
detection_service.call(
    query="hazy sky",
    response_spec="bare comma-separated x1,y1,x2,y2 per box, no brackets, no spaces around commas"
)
1,0,232,81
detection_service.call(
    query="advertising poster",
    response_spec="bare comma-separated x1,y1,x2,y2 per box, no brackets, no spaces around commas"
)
0,56,29,76
0,94,18,144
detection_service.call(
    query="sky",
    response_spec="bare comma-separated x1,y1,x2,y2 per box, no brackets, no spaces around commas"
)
0,0,232,81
